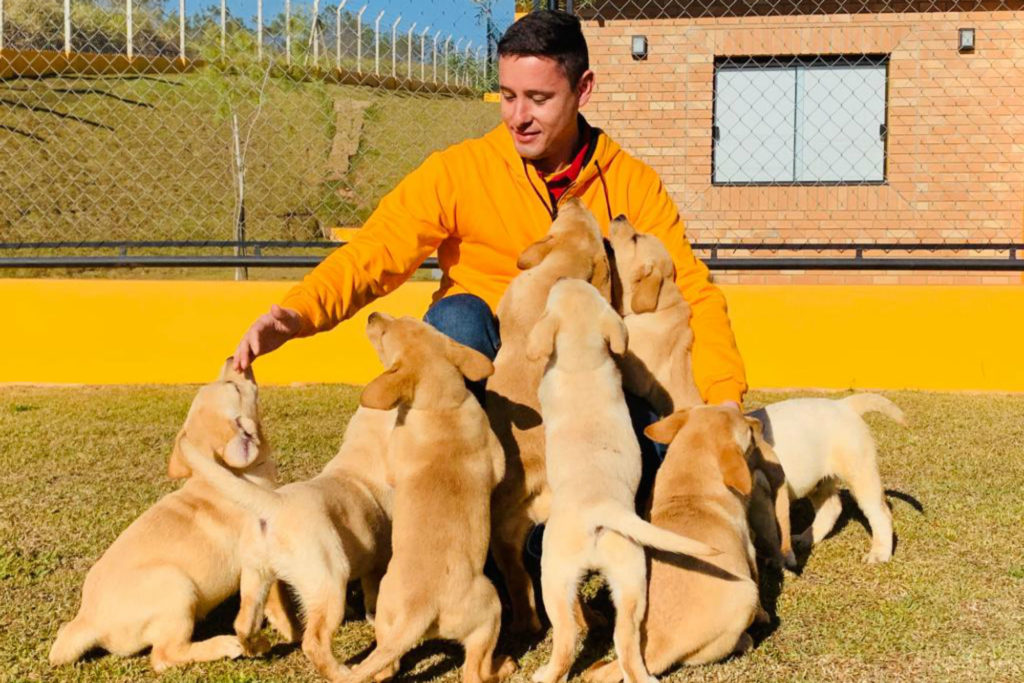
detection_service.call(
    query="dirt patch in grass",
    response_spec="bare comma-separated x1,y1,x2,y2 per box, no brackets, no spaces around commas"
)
1,386,1022,681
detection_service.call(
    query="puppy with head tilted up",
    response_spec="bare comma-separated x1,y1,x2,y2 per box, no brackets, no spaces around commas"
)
584,406,767,683
49,360,291,672
340,314,515,683
526,279,719,683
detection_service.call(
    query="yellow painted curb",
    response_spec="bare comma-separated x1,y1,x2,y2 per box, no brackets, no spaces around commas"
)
5,280,1023,392
0,48,200,79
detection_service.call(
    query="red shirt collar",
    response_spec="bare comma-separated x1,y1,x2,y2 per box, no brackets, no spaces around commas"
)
537,123,593,201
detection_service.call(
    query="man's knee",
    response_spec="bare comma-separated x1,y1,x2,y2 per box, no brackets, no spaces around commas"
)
423,294,499,361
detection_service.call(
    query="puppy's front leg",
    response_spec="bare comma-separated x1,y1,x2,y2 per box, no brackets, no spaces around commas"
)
235,565,275,655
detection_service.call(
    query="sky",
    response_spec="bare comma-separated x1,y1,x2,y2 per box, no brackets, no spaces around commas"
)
163,1,515,47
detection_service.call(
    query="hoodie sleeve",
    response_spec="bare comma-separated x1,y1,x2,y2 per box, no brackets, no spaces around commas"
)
628,163,748,406
280,151,455,335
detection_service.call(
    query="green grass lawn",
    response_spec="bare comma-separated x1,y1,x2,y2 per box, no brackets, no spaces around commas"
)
1,69,497,272
1,386,1022,682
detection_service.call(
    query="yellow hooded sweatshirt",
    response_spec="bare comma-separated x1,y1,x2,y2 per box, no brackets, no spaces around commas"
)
280,120,747,405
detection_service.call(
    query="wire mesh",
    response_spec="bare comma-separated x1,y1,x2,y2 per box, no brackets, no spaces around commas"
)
1,0,1023,276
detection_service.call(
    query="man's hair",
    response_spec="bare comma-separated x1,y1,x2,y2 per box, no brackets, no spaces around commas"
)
497,10,589,86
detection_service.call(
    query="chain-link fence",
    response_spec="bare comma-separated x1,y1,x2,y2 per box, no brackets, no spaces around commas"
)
2,0,1023,278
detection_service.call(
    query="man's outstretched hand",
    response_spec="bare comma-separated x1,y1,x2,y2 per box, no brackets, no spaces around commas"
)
233,305,304,371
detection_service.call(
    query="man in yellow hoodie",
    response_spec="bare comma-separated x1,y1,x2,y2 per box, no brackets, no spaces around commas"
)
233,10,746,414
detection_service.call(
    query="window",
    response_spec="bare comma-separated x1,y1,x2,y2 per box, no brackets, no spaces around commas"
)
712,55,888,185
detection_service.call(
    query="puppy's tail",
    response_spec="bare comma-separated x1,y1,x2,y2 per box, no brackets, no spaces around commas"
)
841,393,906,425
179,438,281,517
49,617,98,666
595,507,720,558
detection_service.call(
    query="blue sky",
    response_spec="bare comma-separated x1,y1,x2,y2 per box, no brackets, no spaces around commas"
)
168,1,514,46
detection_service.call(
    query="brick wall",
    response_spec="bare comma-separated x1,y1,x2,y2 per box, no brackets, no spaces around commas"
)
582,10,1024,284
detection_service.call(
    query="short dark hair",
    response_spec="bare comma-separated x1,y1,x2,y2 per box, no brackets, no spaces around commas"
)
497,10,589,86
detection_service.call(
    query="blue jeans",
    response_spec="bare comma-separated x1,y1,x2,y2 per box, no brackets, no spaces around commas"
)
423,293,667,557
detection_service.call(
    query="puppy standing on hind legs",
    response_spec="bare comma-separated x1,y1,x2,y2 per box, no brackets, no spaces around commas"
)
526,280,719,683
339,314,516,683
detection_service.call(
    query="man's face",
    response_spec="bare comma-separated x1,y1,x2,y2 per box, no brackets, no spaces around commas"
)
498,55,593,165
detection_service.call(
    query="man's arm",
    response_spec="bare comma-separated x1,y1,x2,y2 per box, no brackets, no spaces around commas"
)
233,151,456,369
628,164,748,406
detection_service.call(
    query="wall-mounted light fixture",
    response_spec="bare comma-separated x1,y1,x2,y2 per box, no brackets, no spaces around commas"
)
958,27,975,53
631,35,648,61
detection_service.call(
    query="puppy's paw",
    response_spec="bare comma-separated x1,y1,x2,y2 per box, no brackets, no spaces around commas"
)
365,610,376,627
492,656,518,682
511,614,543,636
863,548,892,564
242,635,272,657
531,664,550,683
783,550,798,570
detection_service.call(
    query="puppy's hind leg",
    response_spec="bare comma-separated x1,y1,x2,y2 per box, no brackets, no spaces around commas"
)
460,579,516,683
598,534,653,683
492,508,541,634
234,565,276,655
532,551,581,683
49,616,99,666
148,615,244,673
293,572,351,681
795,481,840,550
839,445,894,563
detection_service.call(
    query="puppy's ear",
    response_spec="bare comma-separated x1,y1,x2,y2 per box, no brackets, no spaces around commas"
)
360,363,413,410
590,249,612,302
630,261,663,314
517,235,555,270
600,309,628,356
445,338,494,382
167,430,193,479
526,311,559,362
720,445,753,497
644,409,690,444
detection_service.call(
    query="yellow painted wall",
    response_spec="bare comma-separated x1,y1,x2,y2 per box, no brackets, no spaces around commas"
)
5,279,1022,393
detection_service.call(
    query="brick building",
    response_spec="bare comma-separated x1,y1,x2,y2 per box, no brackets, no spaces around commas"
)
576,1,1024,284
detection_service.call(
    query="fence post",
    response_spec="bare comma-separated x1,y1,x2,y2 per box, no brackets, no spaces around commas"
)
390,16,400,78
63,0,71,55
0,0,4,52
257,0,263,61
285,0,291,66
126,0,134,59
406,22,416,79
178,0,186,62
373,10,384,77
476,46,485,90
420,26,430,82
433,31,441,84
335,0,347,69
464,41,472,87
444,36,453,85
356,5,366,73
311,0,320,64
220,0,226,55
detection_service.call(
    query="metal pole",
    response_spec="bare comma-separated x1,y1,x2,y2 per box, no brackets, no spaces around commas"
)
257,0,263,61
446,37,459,86
464,41,472,87
419,26,429,82
178,0,185,62
285,0,291,66
220,0,226,55
405,22,416,79
433,31,440,84
373,10,384,77
126,0,133,59
63,0,71,55
312,0,320,64
335,0,347,69
476,46,485,89
0,0,4,52
390,16,401,78
356,5,367,72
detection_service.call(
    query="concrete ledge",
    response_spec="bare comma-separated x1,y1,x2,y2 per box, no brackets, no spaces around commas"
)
4,279,1022,392
0,48,199,79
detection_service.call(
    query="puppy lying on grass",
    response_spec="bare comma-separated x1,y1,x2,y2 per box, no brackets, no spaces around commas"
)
340,314,515,683
747,393,906,563
179,395,395,681
49,360,289,672
527,280,719,683
486,197,613,635
584,406,766,682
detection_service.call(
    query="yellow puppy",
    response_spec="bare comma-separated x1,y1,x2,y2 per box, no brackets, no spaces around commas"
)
486,197,612,634
584,406,765,682
340,314,515,683
179,401,396,681
49,360,288,672
527,280,718,683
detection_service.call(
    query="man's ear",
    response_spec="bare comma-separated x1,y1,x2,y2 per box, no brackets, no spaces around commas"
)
360,363,413,410
444,338,494,382
630,261,663,314
517,235,555,270
167,430,193,479
526,311,559,362
720,445,754,497
600,309,628,356
644,410,690,445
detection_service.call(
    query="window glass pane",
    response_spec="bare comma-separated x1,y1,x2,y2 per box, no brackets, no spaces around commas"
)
796,64,886,182
714,66,795,183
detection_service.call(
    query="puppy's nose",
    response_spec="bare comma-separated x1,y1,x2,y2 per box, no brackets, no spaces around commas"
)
613,214,628,222
368,312,381,324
